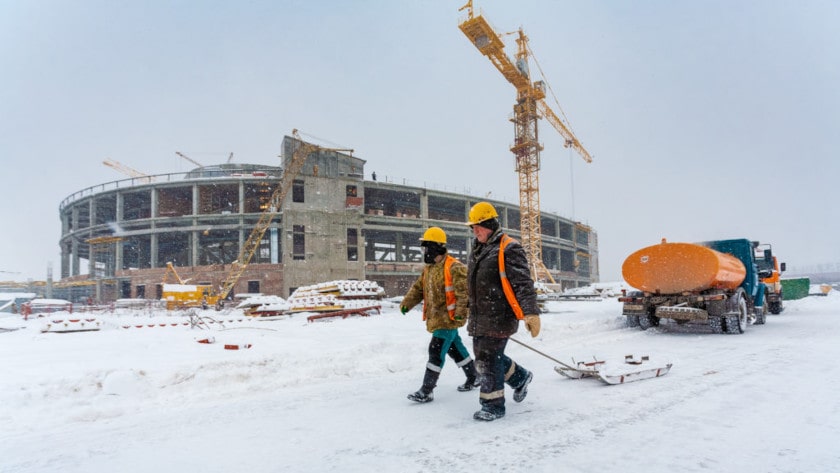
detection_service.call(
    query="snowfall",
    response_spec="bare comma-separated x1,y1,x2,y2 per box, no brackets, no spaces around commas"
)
2,285,839,473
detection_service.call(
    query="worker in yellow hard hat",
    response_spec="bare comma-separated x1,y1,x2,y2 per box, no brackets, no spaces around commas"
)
400,226,479,403
464,201,540,422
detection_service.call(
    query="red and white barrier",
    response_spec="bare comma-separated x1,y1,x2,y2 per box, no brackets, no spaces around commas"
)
40,318,102,333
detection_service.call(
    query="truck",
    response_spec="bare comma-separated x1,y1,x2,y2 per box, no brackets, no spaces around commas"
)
161,262,222,310
618,238,778,334
755,243,785,314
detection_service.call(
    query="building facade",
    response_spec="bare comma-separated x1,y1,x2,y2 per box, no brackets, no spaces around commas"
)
57,136,598,302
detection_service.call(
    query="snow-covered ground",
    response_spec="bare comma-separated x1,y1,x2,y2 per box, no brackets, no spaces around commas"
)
2,288,839,473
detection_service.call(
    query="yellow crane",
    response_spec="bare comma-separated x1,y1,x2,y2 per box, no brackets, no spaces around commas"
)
102,158,154,182
216,129,353,300
458,0,592,283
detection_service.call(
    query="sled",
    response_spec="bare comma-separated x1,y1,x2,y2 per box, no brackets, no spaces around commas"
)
594,356,672,385
510,338,672,386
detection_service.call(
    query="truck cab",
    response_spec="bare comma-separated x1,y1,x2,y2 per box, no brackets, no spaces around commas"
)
754,244,785,314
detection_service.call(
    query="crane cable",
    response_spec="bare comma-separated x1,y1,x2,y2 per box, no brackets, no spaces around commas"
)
526,43,578,139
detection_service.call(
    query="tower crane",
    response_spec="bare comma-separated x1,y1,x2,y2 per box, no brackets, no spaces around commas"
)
458,0,592,283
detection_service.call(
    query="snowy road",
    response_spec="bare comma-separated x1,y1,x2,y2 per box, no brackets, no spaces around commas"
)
2,294,838,472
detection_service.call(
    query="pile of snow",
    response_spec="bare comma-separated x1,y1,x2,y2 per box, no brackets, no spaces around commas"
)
1,288,838,472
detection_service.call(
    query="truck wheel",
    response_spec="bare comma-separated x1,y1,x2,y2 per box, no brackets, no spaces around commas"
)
708,316,724,334
625,315,640,328
724,295,747,334
639,313,659,330
754,296,767,325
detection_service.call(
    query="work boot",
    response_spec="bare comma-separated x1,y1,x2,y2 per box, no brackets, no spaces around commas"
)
473,408,505,421
408,368,439,403
457,377,481,392
513,370,533,403
407,389,434,403
457,360,479,392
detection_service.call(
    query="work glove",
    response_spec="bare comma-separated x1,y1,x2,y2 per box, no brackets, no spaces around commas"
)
400,305,409,315
524,314,540,338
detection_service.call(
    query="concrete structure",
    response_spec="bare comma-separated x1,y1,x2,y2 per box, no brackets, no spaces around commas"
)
57,135,598,302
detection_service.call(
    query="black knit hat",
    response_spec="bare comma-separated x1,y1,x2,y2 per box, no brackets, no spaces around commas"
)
421,240,446,252
476,217,500,232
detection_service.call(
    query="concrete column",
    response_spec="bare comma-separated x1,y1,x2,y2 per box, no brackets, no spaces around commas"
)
115,193,124,271
61,242,70,279
150,188,158,268
88,199,96,275
191,231,199,267
420,193,428,219
71,207,80,276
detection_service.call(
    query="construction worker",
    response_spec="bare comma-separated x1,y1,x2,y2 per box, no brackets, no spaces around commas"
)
400,226,479,403
465,202,540,421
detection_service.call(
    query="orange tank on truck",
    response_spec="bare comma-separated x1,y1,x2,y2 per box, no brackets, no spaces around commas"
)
618,238,776,335
622,241,746,294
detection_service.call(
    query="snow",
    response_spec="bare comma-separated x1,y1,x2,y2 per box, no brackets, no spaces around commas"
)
2,288,839,473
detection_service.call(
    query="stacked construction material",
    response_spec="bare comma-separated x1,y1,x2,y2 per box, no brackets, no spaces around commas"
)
235,295,291,317
287,280,384,313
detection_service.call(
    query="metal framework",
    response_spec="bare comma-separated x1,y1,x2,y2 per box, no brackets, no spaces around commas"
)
217,130,319,299
217,130,353,299
458,1,592,282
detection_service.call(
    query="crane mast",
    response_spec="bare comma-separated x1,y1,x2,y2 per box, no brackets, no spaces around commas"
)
458,1,592,283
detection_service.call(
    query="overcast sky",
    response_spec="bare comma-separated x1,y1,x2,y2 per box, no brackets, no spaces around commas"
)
1,0,838,282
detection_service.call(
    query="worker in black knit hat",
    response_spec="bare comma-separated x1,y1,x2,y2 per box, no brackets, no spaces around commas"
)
400,226,479,403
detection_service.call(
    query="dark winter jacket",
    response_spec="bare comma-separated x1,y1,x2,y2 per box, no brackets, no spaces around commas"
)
401,255,468,333
466,229,539,338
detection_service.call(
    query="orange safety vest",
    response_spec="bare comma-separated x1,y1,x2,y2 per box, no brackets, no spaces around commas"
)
499,234,526,320
423,254,459,321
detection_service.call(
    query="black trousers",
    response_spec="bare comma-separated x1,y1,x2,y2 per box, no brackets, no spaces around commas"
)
472,335,530,414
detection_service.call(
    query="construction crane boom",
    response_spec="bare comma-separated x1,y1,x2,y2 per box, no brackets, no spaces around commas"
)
103,158,154,182
458,0,592,283
537,101,592,163
217,130,353,300
175,151,204,168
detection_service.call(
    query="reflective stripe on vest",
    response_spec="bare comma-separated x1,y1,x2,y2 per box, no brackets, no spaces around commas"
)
422,255,459,321
499,234,525,320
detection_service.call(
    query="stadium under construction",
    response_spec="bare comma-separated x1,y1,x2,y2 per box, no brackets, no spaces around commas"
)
9,134,598,303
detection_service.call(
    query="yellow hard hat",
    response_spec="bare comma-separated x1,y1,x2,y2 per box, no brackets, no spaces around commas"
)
466,201,499,226
420,226,447,245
